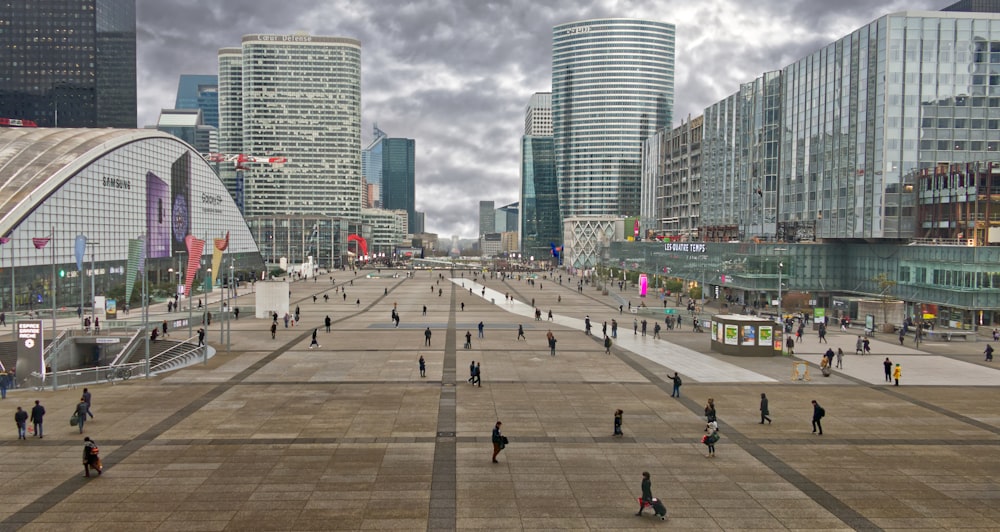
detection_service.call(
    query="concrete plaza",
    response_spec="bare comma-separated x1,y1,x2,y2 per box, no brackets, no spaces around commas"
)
0,269,998,531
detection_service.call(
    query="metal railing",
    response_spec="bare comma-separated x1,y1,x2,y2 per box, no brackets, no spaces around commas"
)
28,360,147,390
109,328,145,367
149,337,205,373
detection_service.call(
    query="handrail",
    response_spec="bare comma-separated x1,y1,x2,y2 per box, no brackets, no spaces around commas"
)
149,338,204,373
109,328,144,367
42,329,70,366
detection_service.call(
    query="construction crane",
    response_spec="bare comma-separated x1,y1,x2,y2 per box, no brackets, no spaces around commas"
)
0,118,39,127
205,153,288,170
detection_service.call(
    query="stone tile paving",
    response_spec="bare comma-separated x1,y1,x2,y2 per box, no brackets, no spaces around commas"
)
0,271,998,530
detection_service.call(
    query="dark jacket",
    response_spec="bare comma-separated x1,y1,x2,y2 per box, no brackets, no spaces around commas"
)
30,404,45,423
75,401,89,418
83,440,99,463
14,409,27,426
492,426,503,445
641,477,652,501
760,397,769,415
813,403,825,421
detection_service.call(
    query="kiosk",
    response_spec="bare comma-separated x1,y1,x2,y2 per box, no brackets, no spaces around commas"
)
709,314,782,357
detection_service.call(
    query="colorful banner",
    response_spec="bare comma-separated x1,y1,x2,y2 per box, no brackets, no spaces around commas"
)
759,326,773,346
74,235,87,271
724,324,739,345
124,237,144,305
183,235,205,297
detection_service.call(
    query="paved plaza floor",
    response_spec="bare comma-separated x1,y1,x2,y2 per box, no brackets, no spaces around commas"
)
1,269,999,531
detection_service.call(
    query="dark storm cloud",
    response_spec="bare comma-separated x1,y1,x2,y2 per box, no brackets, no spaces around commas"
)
137,0,951,238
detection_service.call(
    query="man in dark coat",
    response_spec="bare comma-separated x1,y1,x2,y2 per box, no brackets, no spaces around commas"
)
30,400,45,438
636,472,653,515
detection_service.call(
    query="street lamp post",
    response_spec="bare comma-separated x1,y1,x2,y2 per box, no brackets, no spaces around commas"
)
89,242,100,333
777,261,783,332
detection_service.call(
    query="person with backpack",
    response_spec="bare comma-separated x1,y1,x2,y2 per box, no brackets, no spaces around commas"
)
811,400,825,435
985,344,994,362
82,437,102,477
491,421,505,463
669,372,682,398
704,398,717,423
604,335,612,354
759,393,771,424
703,420,720,457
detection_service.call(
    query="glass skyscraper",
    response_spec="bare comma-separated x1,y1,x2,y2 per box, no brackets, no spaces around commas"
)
175,74,219,129
380,138,416,232
552,18,675,219
0,0,137,128
218,34,362,221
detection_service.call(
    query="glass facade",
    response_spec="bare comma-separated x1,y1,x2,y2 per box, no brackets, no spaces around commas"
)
0,129,264,315
247,215,351,270
175,74,219,128
379,138,416,231
219,35,362,220
0,0,136,128
520,136,560,260
552,18,675,219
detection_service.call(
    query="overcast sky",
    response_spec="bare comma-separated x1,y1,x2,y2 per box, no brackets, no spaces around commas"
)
136,0,943,239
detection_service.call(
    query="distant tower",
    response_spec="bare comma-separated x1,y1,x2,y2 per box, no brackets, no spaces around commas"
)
521,92,559,259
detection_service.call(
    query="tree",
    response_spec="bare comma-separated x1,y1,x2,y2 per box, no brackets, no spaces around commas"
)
874,273,897,326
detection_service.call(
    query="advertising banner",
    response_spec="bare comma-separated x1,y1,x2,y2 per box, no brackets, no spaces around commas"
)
759,326,773,346
15,320,44,383
741,325,756,345
724,324,739,345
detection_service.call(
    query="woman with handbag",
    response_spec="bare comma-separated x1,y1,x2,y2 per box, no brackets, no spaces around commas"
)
491,421,505,463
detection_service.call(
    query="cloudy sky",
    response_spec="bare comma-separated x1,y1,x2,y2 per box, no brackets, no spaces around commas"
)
137,0,943,238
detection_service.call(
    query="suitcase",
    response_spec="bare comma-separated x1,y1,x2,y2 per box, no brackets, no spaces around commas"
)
650,498,667,518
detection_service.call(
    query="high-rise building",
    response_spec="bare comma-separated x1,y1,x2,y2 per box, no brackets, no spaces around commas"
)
641,115,702,239
552,19,675,219
0,0,137,127
521,92,560,260
380,138,416,232
362,125,387,190
174,74,219,128
156,108,216,154
218,34,362,220
941,0,1000,12
525,93,552,136
495,203,518,233
479,201,495,237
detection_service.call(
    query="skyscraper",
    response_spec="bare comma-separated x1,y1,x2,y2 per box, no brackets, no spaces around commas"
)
380,138,416,233
218,34,362,220
521,92,560,259
479,201,495,237
552,19,675,219
175,74,219,128
0,0,137,127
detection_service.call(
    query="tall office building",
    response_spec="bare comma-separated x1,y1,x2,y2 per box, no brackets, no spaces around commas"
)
0,0,137,127
218,34,362,220
525,93,552,136
552,19,675,219
174,74,219,128
479,201,495,237
380,137,416,232
362,125,387,190
521,92,559,259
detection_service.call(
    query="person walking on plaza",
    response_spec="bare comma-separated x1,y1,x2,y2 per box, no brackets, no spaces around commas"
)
585,316,592,336
636,472,653,516
811,400,825,435
633,318,638,335
418,356,426,378
197,327,206,347
669,372,682,397
74,397,89,433
424,327,432,346
703,420,719,457
547,309,553,321
898,328,906,346
863,337,871,355
985,344,994,362
547,330,556,356
705,398,717,423
883,357,893,383
162,320,168,338
856,336,864,355
82,437,102,477
818,323,827,343
835,348,844,369
491,421,505,463
0,370,7,399
14,406,28,439
270,321,277,339
613,409,624,437
653,322,661,339
473,363,481,387
82,388,94,419
893,363,902,386
604,335,612,354
641,319,647,336
30,400,44,438
517,324,525,341
611,319,618,338
465,330,473,349
478,321,484,338
759,393,771,424
325,315,331,333
309,329,320,349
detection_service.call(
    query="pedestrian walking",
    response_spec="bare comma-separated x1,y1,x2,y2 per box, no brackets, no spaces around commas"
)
863,337,871,355
611,319,618,338
197,327,205,347
465,331,473,349
653,323,661,339
613,409,623,437
81,388,94,419
547,310,553,321
310,329,320,349
270,322,277,339
74,398,89,433
636,472,653,516
517,324,525,341
985,344,994,362
898,328,905,346
478,321,484,338
759,393,771,424
818,323,827,343
0,370,7,399
491,421,505,463
422,305,426,316
424,327,432,346
811,400,825,435
641,319,647,336
893,363,901,386
633,318,638,335
669,372,682,397
15,406,28,439
0,311,5,326
704,398,717,423
82,437,102,477
604,335,612,354
584,316,592,335
856,336,864,355
602,321,608,337
30,400,44,438
547,330,556,356
418,356,426,378
883,357,893,383
325,315,331,332
473,363,481,387
468,361,476,384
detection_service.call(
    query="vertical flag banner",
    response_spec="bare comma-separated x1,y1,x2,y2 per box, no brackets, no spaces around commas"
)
74,235,87,271
124,237,144,305
211,231,229,286
183,235,205,297
32,236,50,249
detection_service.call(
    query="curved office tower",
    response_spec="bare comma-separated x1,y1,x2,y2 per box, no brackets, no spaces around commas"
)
552,19,675,219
